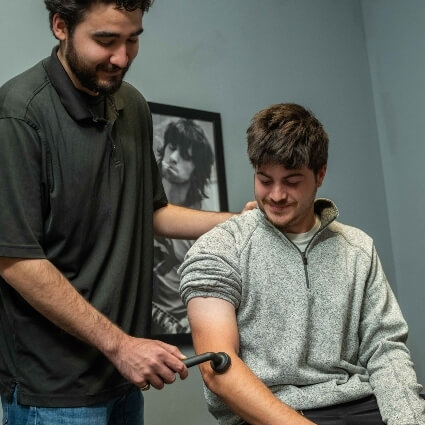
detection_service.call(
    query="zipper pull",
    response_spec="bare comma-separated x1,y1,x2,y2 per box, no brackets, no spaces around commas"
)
302,252,308,265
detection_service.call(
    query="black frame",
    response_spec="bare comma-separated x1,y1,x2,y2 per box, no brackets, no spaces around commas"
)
149,102,228,345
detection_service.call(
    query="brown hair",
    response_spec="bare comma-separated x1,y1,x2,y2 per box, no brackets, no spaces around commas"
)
45,0,153,36
247,103,328,174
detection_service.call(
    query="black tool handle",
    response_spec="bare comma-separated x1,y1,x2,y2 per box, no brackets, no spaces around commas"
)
183,351,231,373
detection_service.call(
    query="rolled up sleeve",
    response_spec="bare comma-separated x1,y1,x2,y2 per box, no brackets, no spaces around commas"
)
179,226,242,308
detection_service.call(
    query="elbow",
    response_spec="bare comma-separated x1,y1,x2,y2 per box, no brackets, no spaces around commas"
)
199,362,217,385
199,362,227,395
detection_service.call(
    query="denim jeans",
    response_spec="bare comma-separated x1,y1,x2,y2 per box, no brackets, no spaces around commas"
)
1,387,143,425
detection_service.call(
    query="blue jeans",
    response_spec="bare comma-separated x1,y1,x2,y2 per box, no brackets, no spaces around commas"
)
1,388,143,425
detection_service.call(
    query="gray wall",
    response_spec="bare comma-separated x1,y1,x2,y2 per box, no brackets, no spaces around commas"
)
362,0,425,387
0,1,422,424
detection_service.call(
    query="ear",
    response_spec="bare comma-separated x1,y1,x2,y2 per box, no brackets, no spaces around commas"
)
316,165,327,187
52,13,68,41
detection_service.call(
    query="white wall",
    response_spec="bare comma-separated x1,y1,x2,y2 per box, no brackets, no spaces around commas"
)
1,0,422,423
362,0,425,386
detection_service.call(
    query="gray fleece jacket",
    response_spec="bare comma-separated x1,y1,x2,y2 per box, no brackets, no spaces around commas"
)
179,199,425,425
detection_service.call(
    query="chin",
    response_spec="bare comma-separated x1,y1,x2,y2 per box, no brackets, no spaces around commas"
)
96,76,123,93
271,219,290,230
264,213,289,229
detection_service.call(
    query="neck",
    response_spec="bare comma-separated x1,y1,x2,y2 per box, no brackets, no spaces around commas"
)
162,179,190,205
56,47,98,96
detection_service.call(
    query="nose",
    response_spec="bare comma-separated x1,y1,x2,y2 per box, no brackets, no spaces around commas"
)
110,44,129,69
169,149,181,163
269,184,287,202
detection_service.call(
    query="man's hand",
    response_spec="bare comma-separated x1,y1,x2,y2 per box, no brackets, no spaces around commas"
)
108,336,188,389
241,201,257,213
0,257,188,391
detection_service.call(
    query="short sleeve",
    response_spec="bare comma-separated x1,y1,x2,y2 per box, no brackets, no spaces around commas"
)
144,109,167,211
151,148,168,210
0,117,46,258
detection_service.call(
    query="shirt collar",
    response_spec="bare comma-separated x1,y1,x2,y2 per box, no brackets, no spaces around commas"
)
43,47,125,124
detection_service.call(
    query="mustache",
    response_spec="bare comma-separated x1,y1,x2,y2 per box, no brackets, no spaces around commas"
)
265,199,290,207
97,64,128,73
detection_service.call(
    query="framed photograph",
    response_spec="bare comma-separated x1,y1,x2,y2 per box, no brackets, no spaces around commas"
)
149,102,228,345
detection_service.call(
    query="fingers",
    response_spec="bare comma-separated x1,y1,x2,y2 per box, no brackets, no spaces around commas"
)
157,340,187,360
152,344,189,387
155,340,189,380
241,200,257,213
114,337,188,390
162,346,189,380
140,357,176,389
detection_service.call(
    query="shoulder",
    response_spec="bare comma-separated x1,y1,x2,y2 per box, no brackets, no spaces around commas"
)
116,81,149,113
315,198,374,255
327,220,374,255
208,208,262,238
190,208,264,254
0,60,49,120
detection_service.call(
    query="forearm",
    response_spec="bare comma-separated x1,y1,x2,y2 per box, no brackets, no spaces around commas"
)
360,247,425,423
0,257,188,388
154,203,234,239
365,327,425,424
370,361,425,425
0,257,125,359
187,296,314,425
199,353,314,425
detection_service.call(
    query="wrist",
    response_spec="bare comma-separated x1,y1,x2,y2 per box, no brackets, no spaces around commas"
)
97,320,127,361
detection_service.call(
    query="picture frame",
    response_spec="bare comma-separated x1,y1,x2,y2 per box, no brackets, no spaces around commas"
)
149,102,228,345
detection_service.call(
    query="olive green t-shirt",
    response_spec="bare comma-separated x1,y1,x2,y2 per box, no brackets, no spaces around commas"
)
0,48,167,406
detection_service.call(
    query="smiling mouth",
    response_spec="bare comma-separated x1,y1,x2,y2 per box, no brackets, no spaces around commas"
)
98,65,125,74
101,69,123,76
267,203,292,213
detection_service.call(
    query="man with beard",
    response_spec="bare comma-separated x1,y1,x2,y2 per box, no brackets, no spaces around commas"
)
151,119,214,335
0,1,252,423
179,104,425,425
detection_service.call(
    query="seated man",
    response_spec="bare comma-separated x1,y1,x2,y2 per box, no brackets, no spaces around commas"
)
179,103,425,425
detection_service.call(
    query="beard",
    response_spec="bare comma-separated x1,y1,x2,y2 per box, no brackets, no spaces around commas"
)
65,39,130,95
257,192,317,233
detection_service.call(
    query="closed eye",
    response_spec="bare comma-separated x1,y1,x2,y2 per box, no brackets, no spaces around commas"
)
96,38,114,46
259,179,272,186
285,179,302,186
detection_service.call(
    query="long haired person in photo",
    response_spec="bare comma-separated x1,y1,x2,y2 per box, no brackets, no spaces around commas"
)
151,117,215,335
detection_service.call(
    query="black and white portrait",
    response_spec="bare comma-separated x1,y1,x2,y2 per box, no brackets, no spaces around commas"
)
149,103,228,342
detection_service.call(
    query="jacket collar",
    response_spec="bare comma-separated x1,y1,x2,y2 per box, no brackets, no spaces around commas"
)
314,198,339,229
256,197,339,233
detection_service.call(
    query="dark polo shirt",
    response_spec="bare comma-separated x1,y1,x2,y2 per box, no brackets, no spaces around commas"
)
0,48,167,406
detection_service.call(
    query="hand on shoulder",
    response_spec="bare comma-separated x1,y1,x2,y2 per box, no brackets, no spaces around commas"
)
241,201,257,214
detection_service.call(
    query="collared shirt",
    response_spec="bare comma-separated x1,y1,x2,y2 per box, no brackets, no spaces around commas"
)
0,48,167,406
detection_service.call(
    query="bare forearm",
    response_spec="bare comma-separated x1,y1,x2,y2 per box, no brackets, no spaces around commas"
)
187,298,314,425
154,204,234,239
0,257,188,388
0,258,124,357
198,352,314,425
